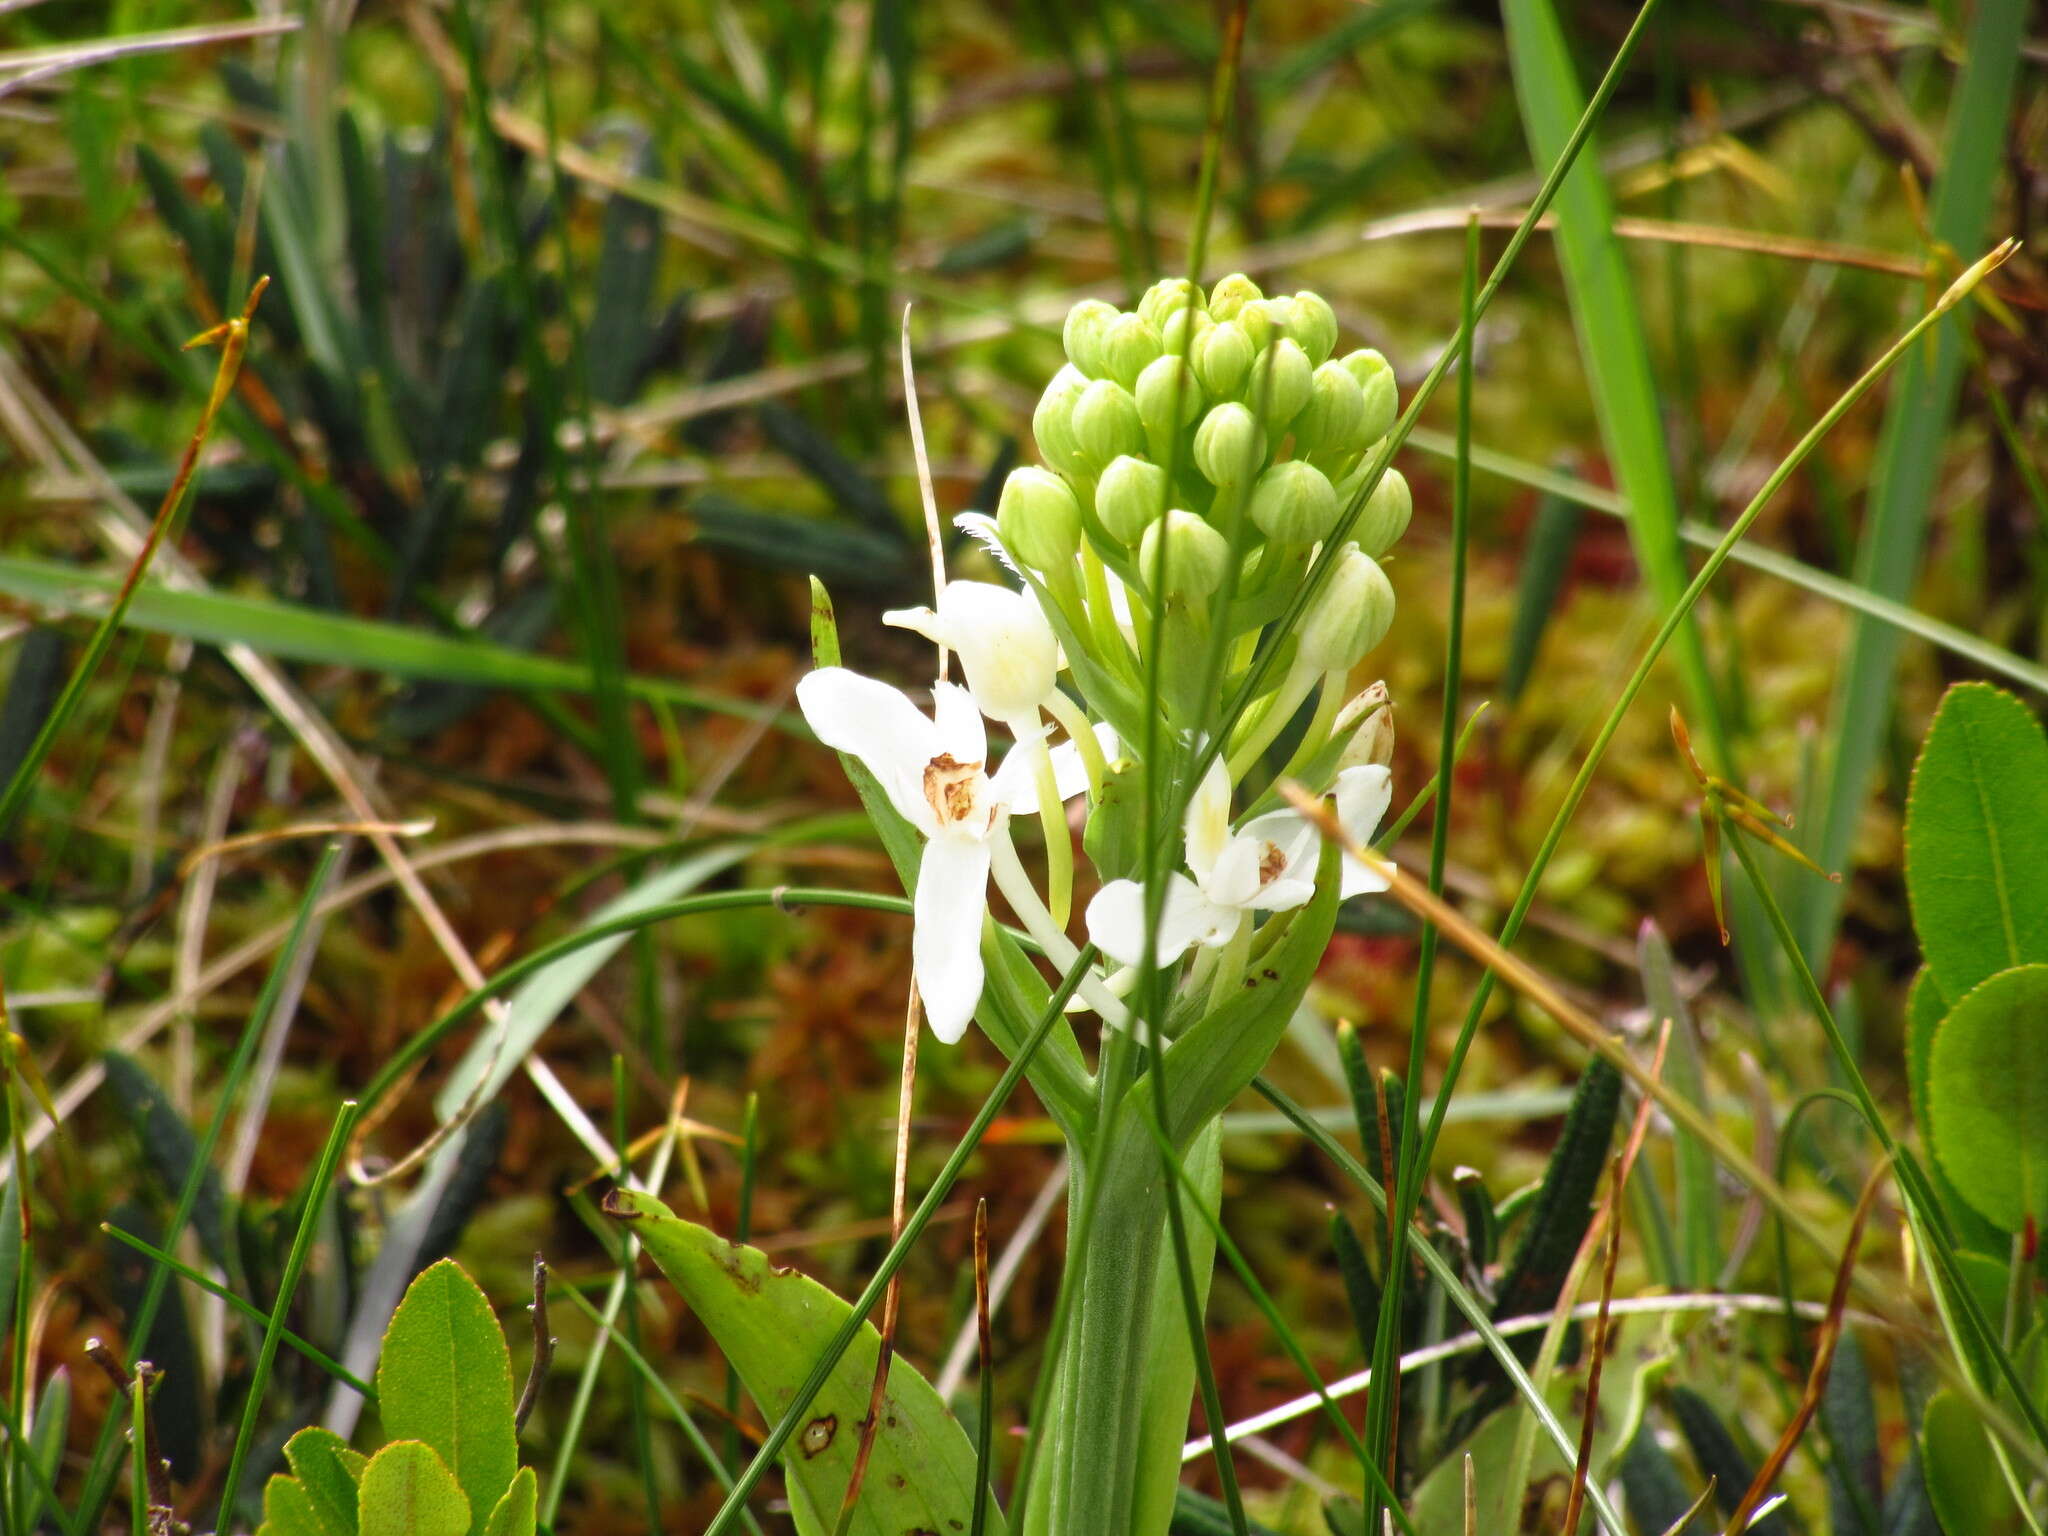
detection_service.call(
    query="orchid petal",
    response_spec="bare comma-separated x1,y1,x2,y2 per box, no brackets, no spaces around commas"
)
1335,765,1394,897
931,681,988,767
796,667,941,835
954,511,1024,578
1085,874,1236,969
1183,756,1234,885
1204,835,1266,909
914,836,993,1044
1240,809,1325,887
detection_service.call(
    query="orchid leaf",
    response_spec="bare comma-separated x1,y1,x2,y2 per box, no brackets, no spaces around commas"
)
605,1189,1004,1535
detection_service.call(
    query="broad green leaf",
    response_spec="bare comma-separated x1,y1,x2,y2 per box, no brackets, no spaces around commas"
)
28,1368,69,1522
1928,964,2048,1233
377,1261,517,1536
1921,1389,2022,1535
480,1467,537,1536
1904,683,2048,1001
607,1189,1004,1535
282,1425,364,1536
356,1442,470,1536
261,1475,335,1536
1906,968,2002,1254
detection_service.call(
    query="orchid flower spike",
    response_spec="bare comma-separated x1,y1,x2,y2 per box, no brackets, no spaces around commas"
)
884,580,1061,726
796,668,1093,1042
1085,759,1393,970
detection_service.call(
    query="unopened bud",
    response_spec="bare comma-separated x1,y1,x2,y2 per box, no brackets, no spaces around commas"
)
1072,379,1145,473
1192,321,1254,399
1063,299,1118,377
1101,312,1164,391
1338,682,1395,769
1293,362,1365,461
1246,337,1313,432
996,466,1083,571
1160,304,1212,357
1206,272,1263,322
1352,467,1412,558
1134,354,1203,439
1095,454,1169,544
1282,291,1339,365
1193,402,1267,488
1299,545,1395,672
1339,349,1398,446
1139,510,1232,602
1137,277,1204,331
1248,460,1341,545
1033,365,1089,477
1237,298,1280,352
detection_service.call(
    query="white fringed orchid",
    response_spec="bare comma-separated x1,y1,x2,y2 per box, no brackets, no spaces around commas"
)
795,668,1093,1043
1085,759,1393,969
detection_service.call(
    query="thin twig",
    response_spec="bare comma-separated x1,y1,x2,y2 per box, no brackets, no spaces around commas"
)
1722,1160,1890,1535
516,1253,553,1433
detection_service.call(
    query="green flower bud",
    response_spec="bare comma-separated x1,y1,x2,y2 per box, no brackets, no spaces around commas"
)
1033,365,1089,476
1095,455,1169,544
1353,467,1412,558
1294,362,1365,461
1139,510,1232,602
1191,321,1254,399
1101,312,1164,391
1299,545,1395,673
1246,337,1313,432
1159,303,1211,356
1237,300,1276,352
1134,354,1202,436
1248,460,1341,545
1206,272,1263,322
1283,291,1339,365
1339,348,1398,446
1193,402,1267,488
1063,299,1118,377
996,466,1083,570
1137,277,1204,331
1071,378,1145,473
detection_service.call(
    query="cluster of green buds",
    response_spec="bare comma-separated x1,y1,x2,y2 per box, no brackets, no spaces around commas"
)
990,274,1408,770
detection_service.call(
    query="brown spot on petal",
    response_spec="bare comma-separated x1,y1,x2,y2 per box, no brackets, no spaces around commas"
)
923,753,986,827
1258,841,1288,884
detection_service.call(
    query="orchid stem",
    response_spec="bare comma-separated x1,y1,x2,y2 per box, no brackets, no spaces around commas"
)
990,828,1129,1027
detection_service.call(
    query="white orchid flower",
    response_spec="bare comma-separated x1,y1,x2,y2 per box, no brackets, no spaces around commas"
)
884,579,1061,726
796,667,1097,1043
1085,760,1393,970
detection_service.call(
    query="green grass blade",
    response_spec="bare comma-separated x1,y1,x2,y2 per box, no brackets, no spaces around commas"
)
214,1096,359,1532
1402,432,2048,697
0,556,796,731
1500,0,1725,755
1796,0,2029,969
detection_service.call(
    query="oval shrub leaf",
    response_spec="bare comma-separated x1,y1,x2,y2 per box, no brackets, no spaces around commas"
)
356,1441,470,1536
1904,683,2048,1001
377,1260,517,1535
1928,963,2048,1233
606,1190,1004,1535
